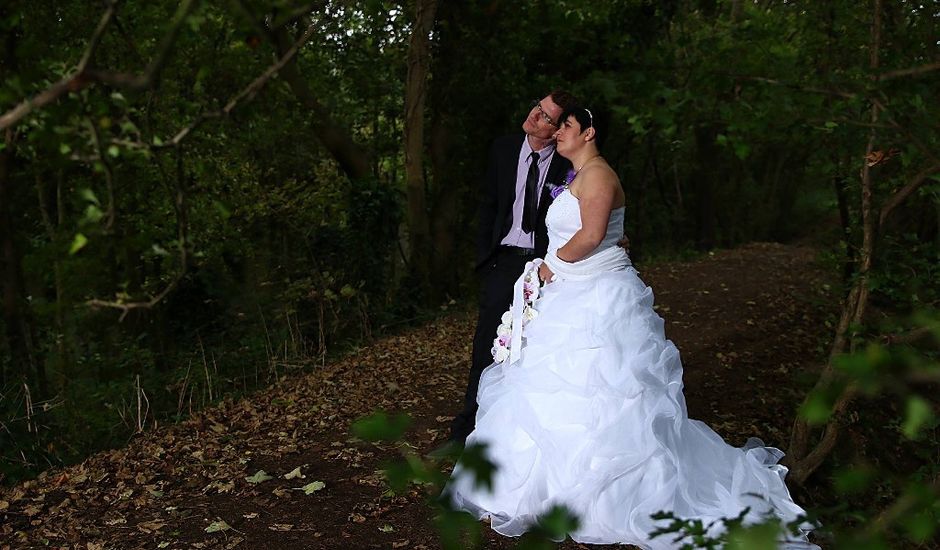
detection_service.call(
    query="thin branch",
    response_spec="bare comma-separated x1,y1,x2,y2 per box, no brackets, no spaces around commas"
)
158,22,318,148
86,147,188,322
84,118,117,231
269,1,330,30
867,474,940,535
878,162,940,230
879,60,940,80
228,0,277,42
34,175,57,241
85,23,318,320
78,0,121,70
82,0,198,89
881,326,937,346
0,0,196,132
735,75,857,99
0,0,119,131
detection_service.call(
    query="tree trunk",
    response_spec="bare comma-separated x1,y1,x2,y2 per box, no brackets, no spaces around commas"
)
429,113,459,296
403,0,438,301
730,0,744,22
0,7,44,394
787,0,883,484
273,27,373,181
692,125,717,249
0,136,43,393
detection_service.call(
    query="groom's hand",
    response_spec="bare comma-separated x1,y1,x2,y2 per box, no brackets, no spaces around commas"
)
538,262,554,284
617,234,630,251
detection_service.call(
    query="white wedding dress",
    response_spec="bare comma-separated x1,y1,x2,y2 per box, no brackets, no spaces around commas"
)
447,189,816,548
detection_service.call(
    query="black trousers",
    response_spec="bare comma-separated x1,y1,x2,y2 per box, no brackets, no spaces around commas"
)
451,248,534,443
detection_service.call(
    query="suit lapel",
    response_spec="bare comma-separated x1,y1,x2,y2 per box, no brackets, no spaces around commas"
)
540,150,571,215
499,135,525,209
545,151,569,187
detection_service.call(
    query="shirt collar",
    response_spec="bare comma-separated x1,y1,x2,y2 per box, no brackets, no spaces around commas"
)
521,137,556,165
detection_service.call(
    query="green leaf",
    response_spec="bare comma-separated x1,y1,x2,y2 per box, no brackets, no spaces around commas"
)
901,396,932,439
733,141,752,160
535,505,580,539
902,511,936,542
299,481,325,494
82,205,104,224
212,200,231,220
726,520,781,550
434,509,482,550
107,145,120,158
79,188,101,206
69,233,88,255
351,411,411,442
455,442,497,492
798,389,832,425
833,466,874,494
59,143,71,155
204,520,231,533
245,470,272,484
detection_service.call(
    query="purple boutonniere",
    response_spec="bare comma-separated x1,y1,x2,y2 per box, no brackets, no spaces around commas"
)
549,168,579,199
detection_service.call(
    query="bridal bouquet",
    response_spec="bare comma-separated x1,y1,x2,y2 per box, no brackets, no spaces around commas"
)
491,262,541,363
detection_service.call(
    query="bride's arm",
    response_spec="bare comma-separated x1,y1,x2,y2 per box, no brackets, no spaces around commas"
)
556,168,617,262
538,167,618,283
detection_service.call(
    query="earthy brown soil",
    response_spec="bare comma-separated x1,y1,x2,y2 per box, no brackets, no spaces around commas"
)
0,243,837,549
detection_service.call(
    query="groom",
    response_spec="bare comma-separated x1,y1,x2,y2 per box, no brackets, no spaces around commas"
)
450,91,578,444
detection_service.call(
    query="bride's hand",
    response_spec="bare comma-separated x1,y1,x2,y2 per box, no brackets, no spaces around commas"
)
538,262,554,284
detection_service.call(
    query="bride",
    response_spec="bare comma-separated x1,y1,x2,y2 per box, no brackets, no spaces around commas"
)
445,106,817,548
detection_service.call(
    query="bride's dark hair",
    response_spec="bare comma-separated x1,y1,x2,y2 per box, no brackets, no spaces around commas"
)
559,106,610,149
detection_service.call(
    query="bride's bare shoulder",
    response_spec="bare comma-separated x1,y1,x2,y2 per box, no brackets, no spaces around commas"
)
581,162,620,189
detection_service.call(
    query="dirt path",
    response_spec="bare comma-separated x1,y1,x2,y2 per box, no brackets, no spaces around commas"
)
0,243,837,549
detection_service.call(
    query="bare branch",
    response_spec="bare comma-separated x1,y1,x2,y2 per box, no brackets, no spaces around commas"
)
86,146,188,322
84,118,117,231
878,162,940,230
158,22,318,148
228,0,277,42
82,0,198,89
0,0,196,132
879,60,940,80
868,474,940,535
78,0,121,70
86,278,183,322
881,326,937,346
736,75,857,99
269,1,330,30
85,23,319,320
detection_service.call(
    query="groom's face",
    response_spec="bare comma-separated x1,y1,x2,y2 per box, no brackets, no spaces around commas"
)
522,95,563,140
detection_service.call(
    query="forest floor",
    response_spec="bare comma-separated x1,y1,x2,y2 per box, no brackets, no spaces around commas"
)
0,242,839,550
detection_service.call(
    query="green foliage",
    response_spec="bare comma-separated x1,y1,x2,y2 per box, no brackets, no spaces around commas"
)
650,508,817,550
351,411,412,442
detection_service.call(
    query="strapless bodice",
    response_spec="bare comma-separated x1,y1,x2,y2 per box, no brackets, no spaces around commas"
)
546,189,626,258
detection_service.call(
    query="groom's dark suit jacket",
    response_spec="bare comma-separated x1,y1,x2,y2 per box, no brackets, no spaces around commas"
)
475,134,573,270
452,133,573,444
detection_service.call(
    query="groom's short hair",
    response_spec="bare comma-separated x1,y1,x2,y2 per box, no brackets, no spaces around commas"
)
548,90,579,113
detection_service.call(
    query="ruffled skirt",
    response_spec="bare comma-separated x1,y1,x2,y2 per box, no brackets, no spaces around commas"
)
447,268,816,548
